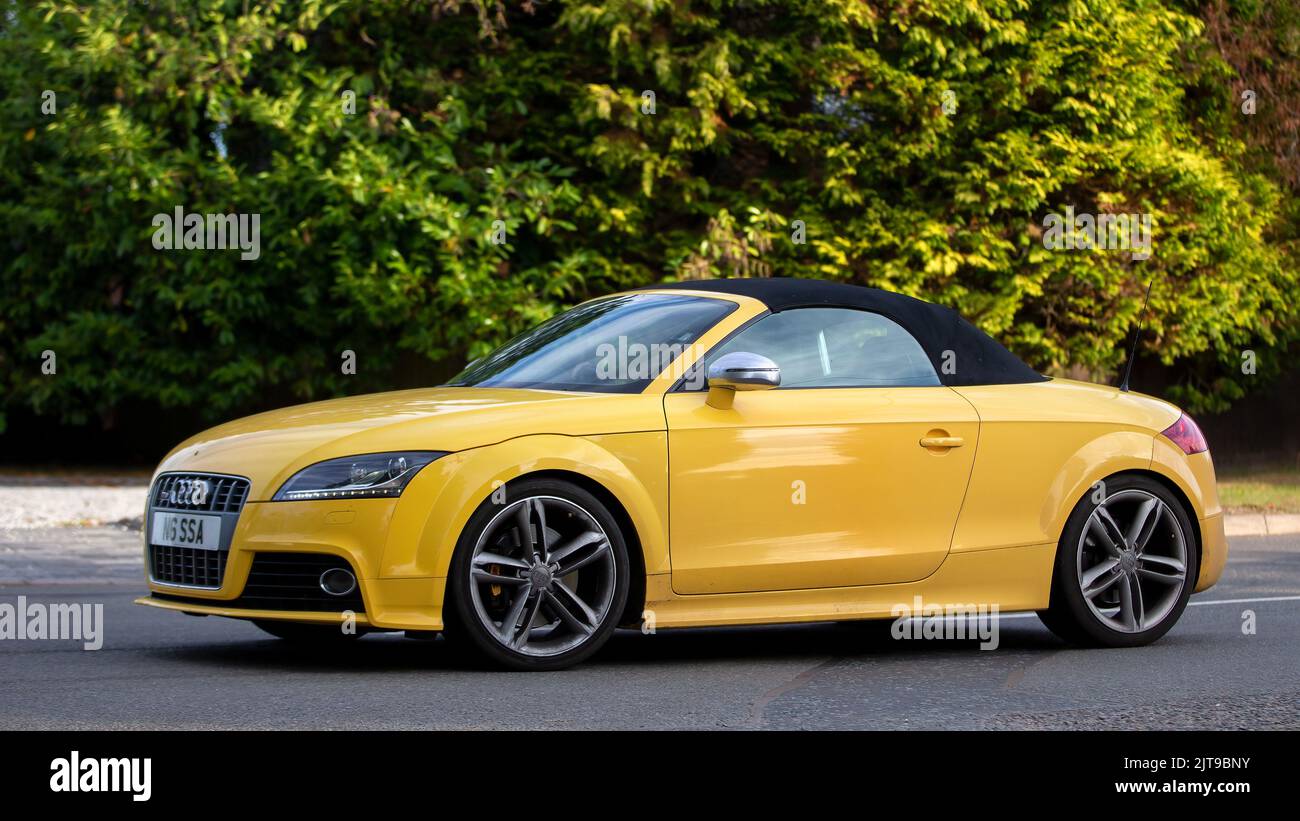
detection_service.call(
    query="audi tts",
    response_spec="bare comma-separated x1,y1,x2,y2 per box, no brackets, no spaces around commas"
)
136,278,1226,670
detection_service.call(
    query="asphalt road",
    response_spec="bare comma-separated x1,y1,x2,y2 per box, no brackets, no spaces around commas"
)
1,531,1297,730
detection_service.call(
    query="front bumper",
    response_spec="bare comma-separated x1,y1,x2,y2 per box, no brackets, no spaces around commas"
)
135,574,444,630
139,497,447,631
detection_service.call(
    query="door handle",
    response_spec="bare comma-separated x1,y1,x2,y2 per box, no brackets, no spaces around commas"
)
919,435,964,449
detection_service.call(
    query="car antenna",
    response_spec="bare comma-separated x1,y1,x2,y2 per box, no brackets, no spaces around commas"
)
1118,278,1154,393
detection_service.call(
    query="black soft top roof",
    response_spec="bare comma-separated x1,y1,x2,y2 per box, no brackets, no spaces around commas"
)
648,277,1045,387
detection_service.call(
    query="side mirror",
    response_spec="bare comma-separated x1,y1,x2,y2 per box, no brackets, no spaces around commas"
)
705,351,780,409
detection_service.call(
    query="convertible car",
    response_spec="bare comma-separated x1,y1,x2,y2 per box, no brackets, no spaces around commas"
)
136,278,1226,670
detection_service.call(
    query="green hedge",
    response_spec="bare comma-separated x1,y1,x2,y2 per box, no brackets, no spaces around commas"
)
1,0,1296,435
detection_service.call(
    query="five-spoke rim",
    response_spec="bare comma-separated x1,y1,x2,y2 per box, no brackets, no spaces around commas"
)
1076,488,1188,634
467,495,616,657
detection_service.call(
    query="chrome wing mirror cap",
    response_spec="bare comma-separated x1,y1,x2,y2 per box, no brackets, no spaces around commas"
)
705,352,780,408
707,351,781,390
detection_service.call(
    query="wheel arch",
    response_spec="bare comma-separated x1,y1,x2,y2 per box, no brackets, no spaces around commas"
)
1053,467,1203,588
387,434,666,621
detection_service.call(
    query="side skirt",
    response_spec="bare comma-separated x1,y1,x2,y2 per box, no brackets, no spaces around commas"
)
643,542,1056,628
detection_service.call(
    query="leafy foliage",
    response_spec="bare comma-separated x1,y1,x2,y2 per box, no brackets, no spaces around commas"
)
1,0,1296,438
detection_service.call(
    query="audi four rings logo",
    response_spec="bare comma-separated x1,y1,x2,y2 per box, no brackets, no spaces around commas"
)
166,478,210,507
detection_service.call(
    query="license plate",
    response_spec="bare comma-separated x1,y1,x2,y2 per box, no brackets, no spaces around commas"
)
151,512,221,550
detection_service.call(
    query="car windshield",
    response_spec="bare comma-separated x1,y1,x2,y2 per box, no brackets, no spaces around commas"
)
447,293,737,393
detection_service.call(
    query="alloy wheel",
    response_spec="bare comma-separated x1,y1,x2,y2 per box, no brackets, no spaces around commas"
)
466,495,617,658
1075,488,1189,633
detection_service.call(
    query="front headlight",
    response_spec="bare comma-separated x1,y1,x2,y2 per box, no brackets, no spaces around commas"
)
272,451,447,501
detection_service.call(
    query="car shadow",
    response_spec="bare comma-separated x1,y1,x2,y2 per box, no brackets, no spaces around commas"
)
599,619,1071,664
146,617,1077,673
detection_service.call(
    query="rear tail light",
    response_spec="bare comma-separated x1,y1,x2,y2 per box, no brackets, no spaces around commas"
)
1161,413,1208,455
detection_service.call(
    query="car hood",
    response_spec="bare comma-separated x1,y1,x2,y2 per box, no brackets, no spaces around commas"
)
154,387,665,501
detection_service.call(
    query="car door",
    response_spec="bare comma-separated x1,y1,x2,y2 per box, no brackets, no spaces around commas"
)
664,307,979,594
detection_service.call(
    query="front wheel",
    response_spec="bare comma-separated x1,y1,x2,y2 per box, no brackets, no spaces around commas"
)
444,478,630,671
1039,475,1198,647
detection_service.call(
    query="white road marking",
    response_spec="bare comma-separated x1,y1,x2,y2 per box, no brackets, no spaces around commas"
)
1188,594,1300,606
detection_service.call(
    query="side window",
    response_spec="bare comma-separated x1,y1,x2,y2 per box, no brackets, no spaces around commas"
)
699,307,940,389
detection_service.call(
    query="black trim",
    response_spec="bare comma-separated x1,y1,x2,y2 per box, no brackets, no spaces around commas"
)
153,552,365,613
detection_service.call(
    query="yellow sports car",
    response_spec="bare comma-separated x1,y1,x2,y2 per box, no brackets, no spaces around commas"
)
136,278,1226,670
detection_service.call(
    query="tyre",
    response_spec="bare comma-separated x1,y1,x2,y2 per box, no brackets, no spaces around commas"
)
444,478,630,671
252,619,364,643
1039,474,1198,647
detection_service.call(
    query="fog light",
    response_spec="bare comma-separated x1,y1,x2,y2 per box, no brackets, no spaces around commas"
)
319,568,357,597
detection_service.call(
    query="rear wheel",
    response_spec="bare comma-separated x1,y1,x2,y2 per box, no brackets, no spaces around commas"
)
1039,475,1198,647
445,478,629,671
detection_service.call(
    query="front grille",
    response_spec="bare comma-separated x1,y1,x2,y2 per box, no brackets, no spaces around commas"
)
150,544,227,588
153,473,250,513
152,553,365,613
148,472,249,589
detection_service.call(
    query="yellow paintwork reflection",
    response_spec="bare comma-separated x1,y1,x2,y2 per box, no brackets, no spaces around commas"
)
137,288,1225,632
664,387,978,593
